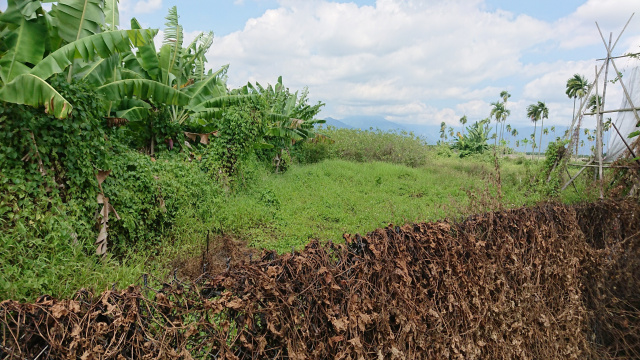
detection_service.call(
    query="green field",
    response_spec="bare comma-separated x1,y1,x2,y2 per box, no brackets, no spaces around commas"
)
0,126,600,301
0,1,607,301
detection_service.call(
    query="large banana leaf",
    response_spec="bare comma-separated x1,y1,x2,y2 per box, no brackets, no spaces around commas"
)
191,108,224,121
129,17,160,80
184,64,229,107
0,0,41,24
122,50,149,79
97,79,190,106
116,98,151,110
195,94,256,111
103,0,119,31
160,6,183,86
119,68,145,80
14,0,43,21
30,29,156,80
75,53,119,86
0,73,72,118
53,0,103,43
0,16,47,82
184,31,212,79
136,41,160,80
116,106,148,122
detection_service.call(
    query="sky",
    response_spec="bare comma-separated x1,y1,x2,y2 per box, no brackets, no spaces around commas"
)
2,0,639,132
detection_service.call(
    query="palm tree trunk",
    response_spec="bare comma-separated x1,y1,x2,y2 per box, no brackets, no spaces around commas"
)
532,123,537,160
538,119,544,159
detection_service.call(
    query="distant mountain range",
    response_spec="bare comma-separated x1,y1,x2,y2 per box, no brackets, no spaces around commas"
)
321,116,441,143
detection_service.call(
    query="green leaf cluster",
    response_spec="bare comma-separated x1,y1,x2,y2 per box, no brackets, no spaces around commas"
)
452,119,491,157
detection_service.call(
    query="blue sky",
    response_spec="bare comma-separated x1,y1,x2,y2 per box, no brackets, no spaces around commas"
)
2,0,639,132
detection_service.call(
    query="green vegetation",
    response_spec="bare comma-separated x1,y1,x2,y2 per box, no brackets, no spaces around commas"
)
451,119,491,157
0,2,606,302
303,127,431,167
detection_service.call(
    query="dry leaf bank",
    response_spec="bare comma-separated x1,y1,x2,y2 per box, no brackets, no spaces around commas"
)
1,201,639,359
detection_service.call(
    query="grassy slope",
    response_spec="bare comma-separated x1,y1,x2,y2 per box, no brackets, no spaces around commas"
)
216,156,571,253
0,147,598,301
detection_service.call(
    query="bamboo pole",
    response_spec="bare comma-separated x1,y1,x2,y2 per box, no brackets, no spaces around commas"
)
566,14,633,148
568,163,633,169
595,63,604,198
593,29,612,196
607,58,640,127
560,14,636,194
583,107,640,116
596,52,640,61
561,159,594,191
610,122,640,168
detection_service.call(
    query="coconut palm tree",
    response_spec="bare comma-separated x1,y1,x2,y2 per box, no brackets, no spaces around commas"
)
536,102,549,158
588,94,603,113
459,115,468,135
526,101,549,159
499,91,511,143
490,101,510,147
439,121,447,143
527,103,540,159
566,74,589,122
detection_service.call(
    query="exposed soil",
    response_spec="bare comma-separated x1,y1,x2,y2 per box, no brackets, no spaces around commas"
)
170,234,258,281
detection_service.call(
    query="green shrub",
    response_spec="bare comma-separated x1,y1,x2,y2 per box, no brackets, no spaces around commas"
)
0,78,143,300
201,103,263,179
451,119,491,157
537,139,570,196
291,139,331,164
319,127,431,167
0,78,109,213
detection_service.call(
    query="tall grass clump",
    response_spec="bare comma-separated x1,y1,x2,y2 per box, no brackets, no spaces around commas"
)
294,127,431,167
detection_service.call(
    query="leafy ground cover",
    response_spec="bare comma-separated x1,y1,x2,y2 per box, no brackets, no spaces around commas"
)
0,124,600,301
0,1,608,304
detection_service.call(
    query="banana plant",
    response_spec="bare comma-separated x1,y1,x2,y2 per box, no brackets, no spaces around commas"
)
110,8,256,134
251,76,325,142
235,76,325,170
0,0,157,119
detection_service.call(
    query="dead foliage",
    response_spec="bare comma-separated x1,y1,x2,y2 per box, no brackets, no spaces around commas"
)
2,200,640,359
171,234,257,280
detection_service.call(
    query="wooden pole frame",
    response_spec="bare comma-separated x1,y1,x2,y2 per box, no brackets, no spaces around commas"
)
560,13,638,193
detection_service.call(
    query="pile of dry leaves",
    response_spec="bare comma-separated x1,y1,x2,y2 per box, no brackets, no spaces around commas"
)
1,200,639,359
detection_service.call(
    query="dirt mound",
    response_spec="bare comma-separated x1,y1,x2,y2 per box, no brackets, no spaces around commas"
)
1,200,639,359
170,234,257,281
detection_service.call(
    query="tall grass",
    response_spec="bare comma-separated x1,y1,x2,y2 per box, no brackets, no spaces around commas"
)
1,127,599,301
294,127,431,167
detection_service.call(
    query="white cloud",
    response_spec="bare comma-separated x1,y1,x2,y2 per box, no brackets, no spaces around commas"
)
555,0,639,49
204,0,640,130
123,0,162,15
